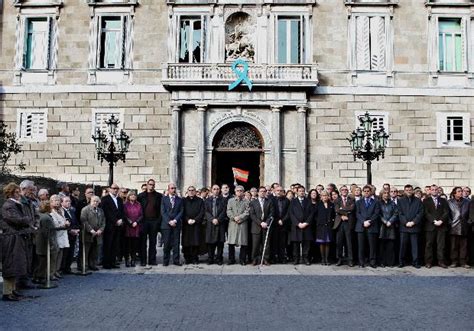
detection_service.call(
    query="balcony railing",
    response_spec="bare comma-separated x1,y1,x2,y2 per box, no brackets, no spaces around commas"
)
162,63,319,89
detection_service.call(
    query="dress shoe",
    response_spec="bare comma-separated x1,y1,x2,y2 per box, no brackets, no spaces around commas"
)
173,262,182,266
348,262,354,267
131,260,136,267
227,260,236,265
149,262,158,266
439,263,448,269
217,261,223,266
370,263,377,269
414,264,421,269
264,260,271,266
305,260,311,266
12,291,39,299
449,263,457,268
358,264,365,268
112,265,120,269
398,263,404,268
425,264,432,269
102,265,112,269
54,272,63,279
207,259,214,265
163,262,169,267
2,294,21,302
336,259,343,266
240,261,247,266
461,264,471,269
380,264,385,268
50,276,59,281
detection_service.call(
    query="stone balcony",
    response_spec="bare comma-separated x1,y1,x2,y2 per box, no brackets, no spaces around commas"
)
161,63,319,90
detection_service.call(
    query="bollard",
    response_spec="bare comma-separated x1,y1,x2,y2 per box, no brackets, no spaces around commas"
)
38,229,57,289
76,223,91,276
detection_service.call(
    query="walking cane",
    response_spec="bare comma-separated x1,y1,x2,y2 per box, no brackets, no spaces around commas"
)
39,229,57,289
260,217,274,267
77,222,91,276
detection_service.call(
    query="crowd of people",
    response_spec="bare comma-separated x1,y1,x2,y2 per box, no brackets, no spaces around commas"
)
1,178,473,302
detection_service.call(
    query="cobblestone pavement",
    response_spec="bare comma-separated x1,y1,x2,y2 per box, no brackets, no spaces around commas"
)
1,265,473,330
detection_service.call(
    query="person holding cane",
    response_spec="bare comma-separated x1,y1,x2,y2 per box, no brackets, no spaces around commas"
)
249,186,274,266
80,196,105,271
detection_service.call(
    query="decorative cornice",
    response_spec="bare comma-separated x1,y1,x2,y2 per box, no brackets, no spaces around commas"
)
425,0,474,7
13,0,63,7
344,0,398,6
87,0,139,7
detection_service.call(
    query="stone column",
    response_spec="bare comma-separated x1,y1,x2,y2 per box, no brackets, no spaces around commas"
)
170,104,181,187
296,106,307,189
195,105,207,189
271,105,282,185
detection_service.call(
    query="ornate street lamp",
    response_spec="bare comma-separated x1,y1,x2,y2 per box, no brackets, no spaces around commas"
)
92,115,132,186
347,112,389,185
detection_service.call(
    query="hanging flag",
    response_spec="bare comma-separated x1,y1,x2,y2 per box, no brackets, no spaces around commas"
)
232,167,249,183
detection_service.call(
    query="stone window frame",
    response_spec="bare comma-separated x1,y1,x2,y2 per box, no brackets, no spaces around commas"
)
16,108,48,143
270,6,313,65
345,1,397,87
91,109,125,142
354,111,390,146
436,112,471,148
426,1,474,87
168,7,211,64
87,0,137,84
13,1,62,85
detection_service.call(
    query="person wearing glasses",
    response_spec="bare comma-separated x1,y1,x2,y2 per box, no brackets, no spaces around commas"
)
334,185,355,267
101,183,125,269
182,186,205,265
226,185,250,265
161,183,184,266
448,186,470,268
389,187,399,205
249,186,274,266
355,185,381,268
137,179,163,266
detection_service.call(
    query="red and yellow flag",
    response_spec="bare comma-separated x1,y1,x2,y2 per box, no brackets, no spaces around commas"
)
232,167,249,183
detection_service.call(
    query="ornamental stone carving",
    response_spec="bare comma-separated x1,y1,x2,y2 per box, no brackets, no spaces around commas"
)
214,124,262,149
225,12,255,62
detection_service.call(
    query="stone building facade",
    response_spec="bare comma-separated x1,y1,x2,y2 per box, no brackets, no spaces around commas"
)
0,0,473,191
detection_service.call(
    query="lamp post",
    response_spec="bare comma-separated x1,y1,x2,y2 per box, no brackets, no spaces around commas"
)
347,112,389,185
92,115,132,186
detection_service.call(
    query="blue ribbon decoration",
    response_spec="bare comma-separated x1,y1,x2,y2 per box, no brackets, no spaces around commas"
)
228,59,253,91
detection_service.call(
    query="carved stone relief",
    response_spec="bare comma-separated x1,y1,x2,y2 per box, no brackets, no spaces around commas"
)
225,12,256,62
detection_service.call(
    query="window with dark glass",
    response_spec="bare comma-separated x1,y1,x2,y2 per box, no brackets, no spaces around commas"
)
179,17,203,63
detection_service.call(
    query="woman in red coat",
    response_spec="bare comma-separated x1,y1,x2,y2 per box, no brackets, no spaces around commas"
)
123,191,143,267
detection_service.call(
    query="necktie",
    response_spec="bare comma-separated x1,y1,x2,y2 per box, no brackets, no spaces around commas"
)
260,199,265,220
171,196,175,208
212,198,217,217
343,198,346,207
278,199,283,215
365,199,370,208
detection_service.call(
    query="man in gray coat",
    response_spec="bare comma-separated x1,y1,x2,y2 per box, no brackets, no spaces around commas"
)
226,185,249,265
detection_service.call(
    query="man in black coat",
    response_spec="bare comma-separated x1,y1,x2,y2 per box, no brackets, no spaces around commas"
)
204,185,227,265
161,183,184,266
398,184,424,268
101,183,125,269
181,186,205,264
334,185,356,267
249,186,274,266
137,179,163,266
289,186,314,265
423,184,449,268
270,185,290,264
355,185,381,268
61,196,80,274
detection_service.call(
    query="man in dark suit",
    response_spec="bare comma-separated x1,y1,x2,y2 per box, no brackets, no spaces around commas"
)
398,184,424,268
355,185,381,268
161,183,183,266
61,195,80,274
289,186,314,265
334,185,355,267
270,185,290,264
249,186,274,266
137,179,163,266
101,183,125,269
204,185,227,265
423,184,449,268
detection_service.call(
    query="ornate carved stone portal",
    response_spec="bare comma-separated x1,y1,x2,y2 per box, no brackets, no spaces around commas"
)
225,12,256,62
213,122,263,150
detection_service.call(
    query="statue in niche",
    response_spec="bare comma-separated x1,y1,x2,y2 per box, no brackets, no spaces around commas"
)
225,12,255,62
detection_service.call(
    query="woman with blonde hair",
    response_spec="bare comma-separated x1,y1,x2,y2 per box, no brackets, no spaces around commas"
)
49,195,70,279
123,190,142,267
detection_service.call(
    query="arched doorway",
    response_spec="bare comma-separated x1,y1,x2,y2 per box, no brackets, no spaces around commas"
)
212,122,263,191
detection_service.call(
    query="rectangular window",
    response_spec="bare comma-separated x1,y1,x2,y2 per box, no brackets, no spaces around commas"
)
277,17,302,64
179,17,203,63
17,109,48,142
355,16,386,71
436,112,470,147
438,19,462,72
99,16,125,69
23,18,51,70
